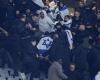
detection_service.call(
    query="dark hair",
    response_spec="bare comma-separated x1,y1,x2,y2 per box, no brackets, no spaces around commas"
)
55,22,62,27
64,15,71,19
56,14,63,21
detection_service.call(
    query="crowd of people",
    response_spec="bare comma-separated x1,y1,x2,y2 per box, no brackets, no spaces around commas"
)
0,0,100,80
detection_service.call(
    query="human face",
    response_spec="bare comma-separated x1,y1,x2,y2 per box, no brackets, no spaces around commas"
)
16,10,20,15
70,64,75,72
46,0,50,6
97,13,100,19
20,15,26,22
79,24,85,31
98,27,100,32
32,16,37,21
60,2,64,7
79,2,84,7
64,16,69,22
74,11,80,17
40,12,45,18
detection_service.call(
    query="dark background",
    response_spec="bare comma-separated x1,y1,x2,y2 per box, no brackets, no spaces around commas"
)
59,0,100,9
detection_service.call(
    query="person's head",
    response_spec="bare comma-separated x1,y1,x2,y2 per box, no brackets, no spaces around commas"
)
74,11,80,17
56,14,63,21
64,15,71,22
32,40,37,47
97,27,100,32
16,10,20,15
79,1,84,7
55,22,62,30
57,58,63,64
97,24,100,32
26,9,31,15
32,14,39,21
20,14,26,22
43,6,49,11
59,2,64,7
40,12,45,18
70,63,75,72
79,24,85,31
97,12,100,19
16,10,21,18
52,33,59,39
45,0,50,6
86,23,92,29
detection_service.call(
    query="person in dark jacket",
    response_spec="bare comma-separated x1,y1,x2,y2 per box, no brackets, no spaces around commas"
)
87,22,100,80
95,11,100,27
4,15,29,78
88,44,100,80
82,5,96,26
71,10,84,34
73,24,87,46
68,43,90,80
49,23,71,76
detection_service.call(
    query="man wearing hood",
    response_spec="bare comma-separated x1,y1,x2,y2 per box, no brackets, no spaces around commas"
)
39,12,55,33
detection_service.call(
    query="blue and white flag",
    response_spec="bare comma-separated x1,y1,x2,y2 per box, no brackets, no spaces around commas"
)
65,30,73,49
37,36,53,55
59,5,69,19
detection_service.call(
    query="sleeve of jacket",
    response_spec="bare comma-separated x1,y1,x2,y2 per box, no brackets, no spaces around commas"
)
56,63,68,79
47,17,54,28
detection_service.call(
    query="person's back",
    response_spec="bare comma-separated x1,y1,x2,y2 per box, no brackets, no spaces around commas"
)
48,61,68,80
48,61,60,80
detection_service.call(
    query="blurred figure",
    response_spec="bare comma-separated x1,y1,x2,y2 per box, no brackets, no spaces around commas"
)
39,12,55,33
68,63,81,80
78,1,86,18
88,43,100,80
83,5,96,25
95,11,100,27
48,23,72,77
71,10,83,32
63,15,72,29
87,24,100,80
73,24,87,46
48,58,68,80
58,2,69,19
